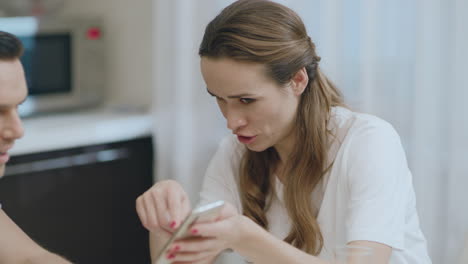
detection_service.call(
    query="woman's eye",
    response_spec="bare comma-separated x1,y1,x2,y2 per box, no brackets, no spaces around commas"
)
240,98,255,104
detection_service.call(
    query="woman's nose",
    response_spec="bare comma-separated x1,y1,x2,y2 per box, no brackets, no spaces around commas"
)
226,111,247,132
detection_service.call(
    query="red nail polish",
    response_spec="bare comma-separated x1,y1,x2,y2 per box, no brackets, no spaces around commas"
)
170,221,176,228
173,245,180,251
167,253,175,259
191,229,198,234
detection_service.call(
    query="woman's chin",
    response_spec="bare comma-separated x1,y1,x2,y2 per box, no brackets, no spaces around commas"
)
245,143,269,152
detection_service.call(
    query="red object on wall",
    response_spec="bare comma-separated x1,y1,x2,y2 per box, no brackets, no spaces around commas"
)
87,27,101,40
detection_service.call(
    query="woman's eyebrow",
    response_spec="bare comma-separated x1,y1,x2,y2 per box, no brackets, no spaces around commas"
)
206,88,255,98
206,88,216,97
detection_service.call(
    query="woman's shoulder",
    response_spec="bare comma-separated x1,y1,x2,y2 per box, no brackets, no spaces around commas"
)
330,106,399,140
329,106,408,178
218,134,245,153
214,134,246,166
328,106,405,167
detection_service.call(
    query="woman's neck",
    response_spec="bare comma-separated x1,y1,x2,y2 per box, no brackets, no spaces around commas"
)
274,130,296,164
274,130,297,183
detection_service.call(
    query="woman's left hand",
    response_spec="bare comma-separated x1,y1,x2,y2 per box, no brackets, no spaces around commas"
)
165,202,244,263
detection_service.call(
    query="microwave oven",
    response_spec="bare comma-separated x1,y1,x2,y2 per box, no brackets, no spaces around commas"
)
0,16,106,116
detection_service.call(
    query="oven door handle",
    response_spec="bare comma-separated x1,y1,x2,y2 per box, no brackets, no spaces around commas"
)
4,148,130,177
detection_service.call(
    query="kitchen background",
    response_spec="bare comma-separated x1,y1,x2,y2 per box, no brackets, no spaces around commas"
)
0,0,467,264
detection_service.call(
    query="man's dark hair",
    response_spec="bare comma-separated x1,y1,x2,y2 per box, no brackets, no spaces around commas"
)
0,31,24,60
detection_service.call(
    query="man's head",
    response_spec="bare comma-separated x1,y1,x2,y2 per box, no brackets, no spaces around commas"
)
0,31,27,177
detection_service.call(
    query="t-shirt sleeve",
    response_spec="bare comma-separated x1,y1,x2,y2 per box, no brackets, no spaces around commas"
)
344,120,411,249
198,135,243,213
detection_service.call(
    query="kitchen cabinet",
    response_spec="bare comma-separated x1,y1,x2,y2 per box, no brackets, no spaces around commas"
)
0,136,153,264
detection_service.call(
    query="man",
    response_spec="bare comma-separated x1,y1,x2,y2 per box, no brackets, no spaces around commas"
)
0,31,70,264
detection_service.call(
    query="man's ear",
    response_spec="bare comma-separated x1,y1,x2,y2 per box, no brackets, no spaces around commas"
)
290,67,308,96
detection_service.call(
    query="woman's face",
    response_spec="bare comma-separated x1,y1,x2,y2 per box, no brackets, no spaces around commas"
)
200,57,304,153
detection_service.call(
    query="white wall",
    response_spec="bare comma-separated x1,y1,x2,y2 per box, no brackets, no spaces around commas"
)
61,0,153,110
151,0,231,203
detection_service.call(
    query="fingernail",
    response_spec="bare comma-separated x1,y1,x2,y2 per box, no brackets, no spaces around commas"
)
170,221,177,229
191,228,198,234
167,253,175,259
168,245,180,253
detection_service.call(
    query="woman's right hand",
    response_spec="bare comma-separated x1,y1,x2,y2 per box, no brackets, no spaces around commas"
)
136,179,191,232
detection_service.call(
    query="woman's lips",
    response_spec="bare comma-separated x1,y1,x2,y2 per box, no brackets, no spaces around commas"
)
237,135,256,144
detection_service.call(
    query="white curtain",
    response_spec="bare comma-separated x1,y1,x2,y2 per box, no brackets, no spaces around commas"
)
152,1,468,263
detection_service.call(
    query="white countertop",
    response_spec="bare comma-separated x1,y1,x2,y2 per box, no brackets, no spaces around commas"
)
11,107,153,156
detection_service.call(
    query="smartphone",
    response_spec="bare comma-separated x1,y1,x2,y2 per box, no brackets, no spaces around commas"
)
154,200,225,264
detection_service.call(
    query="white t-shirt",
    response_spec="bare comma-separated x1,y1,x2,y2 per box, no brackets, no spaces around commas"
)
199,106,431,264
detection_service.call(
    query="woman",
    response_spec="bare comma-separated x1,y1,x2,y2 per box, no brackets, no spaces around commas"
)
136,0,431,263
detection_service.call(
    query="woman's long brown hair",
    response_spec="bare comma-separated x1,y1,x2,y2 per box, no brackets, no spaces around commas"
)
199,0,344,255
